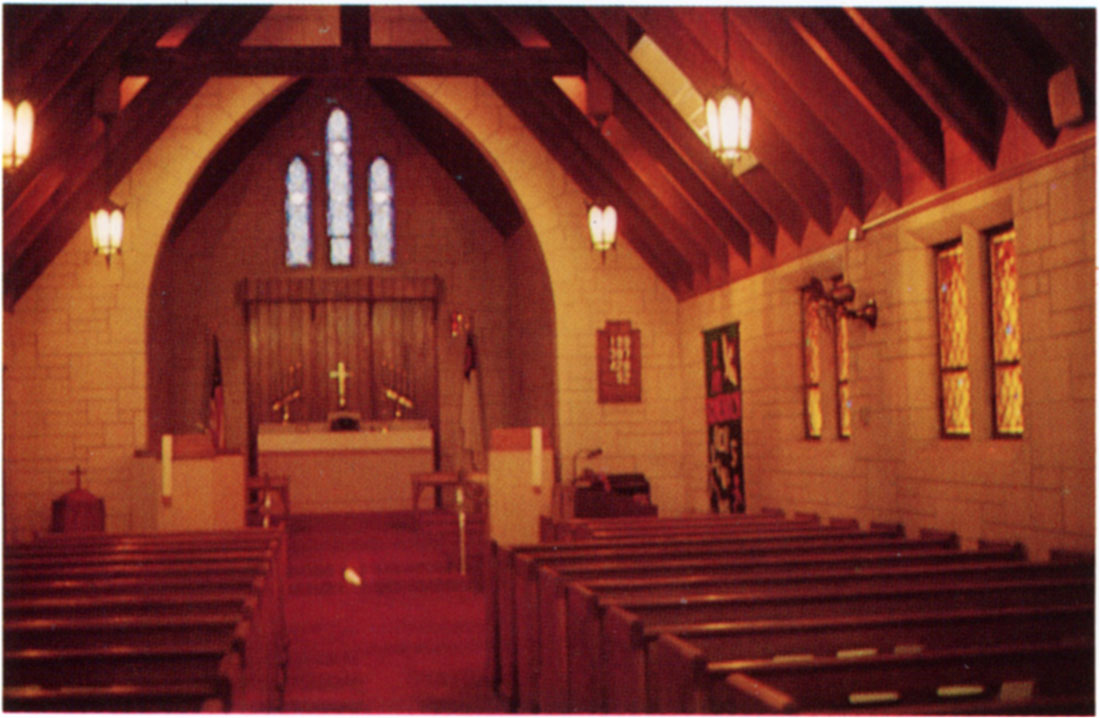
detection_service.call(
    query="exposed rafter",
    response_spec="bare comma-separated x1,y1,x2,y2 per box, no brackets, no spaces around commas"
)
5,6,272,309
786,8,945,189
629,7,840,232
2,6,1091,306
925,8,1057,147
552,7,773,254
847,8,1005,170
120,45,585,79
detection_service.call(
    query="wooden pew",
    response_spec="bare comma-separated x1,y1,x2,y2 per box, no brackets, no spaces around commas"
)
5,574,266,600
649,603,1094,713
508,530,956,711
4,683,230,712
6,613,249,650
595,576,1093,713
3,528,287,712
705,641,1094,714
488,515,854,700
545,509,808,542
550,552,1089,713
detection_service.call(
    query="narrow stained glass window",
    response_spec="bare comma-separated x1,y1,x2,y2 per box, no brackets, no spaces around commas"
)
285,156,312,267
326,108,352,266
989,226,1023,436
802,289,823,439
369,156,394,265
935,241,971,436
836,309,851,438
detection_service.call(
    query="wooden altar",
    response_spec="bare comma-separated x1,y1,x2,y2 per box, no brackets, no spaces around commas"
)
257,420,434,514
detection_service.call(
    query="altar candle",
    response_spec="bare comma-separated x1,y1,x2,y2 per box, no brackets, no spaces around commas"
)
531,427,543,488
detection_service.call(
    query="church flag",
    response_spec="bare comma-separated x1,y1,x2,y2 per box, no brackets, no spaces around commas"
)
208,335,226,450
459,331,485,470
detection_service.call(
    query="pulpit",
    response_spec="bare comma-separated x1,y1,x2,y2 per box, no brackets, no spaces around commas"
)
257,420,434,513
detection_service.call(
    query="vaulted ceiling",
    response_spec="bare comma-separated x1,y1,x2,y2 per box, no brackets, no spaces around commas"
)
4,5,1094,307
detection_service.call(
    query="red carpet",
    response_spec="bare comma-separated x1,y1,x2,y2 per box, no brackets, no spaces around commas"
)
282,512,506,714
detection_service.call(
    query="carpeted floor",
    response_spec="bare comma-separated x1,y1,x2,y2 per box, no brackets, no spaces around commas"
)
281,512,506,714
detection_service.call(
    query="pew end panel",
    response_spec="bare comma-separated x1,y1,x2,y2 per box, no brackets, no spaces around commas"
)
648,632,709,713
566,582,604,713
495,545,518,706
536,565,570,713
486,540,500,690
513,552,542,712
602,604,647,713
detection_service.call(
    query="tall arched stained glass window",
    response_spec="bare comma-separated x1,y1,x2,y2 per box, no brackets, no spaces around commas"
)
369,156,394,265
285,156,312,267
326,108,352,266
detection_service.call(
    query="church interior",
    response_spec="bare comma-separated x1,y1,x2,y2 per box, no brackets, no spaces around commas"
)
2,4,1096,714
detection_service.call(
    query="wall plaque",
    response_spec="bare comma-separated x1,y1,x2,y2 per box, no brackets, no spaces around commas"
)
597,320,641,403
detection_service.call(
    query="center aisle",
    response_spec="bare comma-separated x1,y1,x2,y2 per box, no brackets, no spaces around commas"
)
281,512,507,713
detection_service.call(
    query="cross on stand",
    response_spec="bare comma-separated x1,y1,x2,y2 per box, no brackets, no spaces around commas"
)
329,361,353,408
70,465,85,491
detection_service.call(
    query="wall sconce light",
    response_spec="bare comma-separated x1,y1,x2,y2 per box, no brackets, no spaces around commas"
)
90,201,125,265
588,203,617,259
805,276,877,329
2,98,34,169
705,9,752,166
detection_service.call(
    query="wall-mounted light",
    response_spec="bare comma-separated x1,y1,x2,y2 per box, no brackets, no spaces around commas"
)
2,98,34,169
588,203,617,259
805,276,877,329
90,201,124,265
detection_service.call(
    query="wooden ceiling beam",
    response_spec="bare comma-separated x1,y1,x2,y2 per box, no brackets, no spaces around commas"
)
1021,8,1095,94
786,7,945,189
423,6,701,295
120,45,585,79
23,7,131,111
847,7,1005,170
699,8,870,217
340,6,371,50
4,8,193,209
368,78,525,239
925,8,1057,147
629,7,839,233
729,8,902,207
3,6,95,99
6,7,271,309
553,7,763,255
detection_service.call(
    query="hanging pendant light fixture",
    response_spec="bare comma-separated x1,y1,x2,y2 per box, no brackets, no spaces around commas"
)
587,203,617,259
90,201,125,265
2,98,34,169
705,8,752,165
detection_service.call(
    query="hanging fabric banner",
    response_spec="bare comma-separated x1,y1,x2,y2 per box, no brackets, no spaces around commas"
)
702,322,745,513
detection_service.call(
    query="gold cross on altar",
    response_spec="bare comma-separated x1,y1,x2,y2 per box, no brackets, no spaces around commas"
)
329,361,353,408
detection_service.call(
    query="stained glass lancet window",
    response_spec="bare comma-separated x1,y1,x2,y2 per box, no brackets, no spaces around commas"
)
935,241,971,436
801,289,824,439
369,157,394,265
326,108,352,266
835,309,851,438
989,226,1023,436
285,156,312,267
